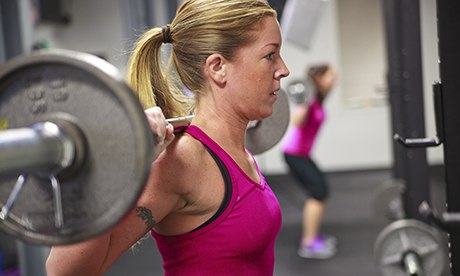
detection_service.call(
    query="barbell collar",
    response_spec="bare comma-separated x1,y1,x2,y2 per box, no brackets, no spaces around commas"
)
0,121,76,176
403,251,424,276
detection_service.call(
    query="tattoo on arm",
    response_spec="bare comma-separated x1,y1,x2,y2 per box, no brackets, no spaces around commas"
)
135,206,156,231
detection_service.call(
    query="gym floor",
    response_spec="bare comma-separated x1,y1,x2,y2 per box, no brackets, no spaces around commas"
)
104,166,450,276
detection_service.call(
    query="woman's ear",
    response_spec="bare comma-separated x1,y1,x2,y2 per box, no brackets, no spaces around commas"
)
205,53,227,85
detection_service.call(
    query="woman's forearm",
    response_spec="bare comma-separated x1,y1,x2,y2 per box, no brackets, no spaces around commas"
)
46,208,152,276
46,232,111,276
291,104,309,127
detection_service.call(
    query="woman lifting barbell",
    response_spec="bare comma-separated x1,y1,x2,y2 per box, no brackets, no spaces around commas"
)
46,0,289,275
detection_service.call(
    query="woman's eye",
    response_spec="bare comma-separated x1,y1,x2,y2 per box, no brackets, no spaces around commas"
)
266,53,275,61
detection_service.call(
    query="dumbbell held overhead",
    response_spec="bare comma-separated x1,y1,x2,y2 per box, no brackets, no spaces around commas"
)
0,49,289,245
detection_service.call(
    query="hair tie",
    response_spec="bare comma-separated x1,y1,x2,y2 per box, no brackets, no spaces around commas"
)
162,24,172,44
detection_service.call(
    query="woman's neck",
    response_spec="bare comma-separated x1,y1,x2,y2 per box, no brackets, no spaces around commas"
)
193,101,248,154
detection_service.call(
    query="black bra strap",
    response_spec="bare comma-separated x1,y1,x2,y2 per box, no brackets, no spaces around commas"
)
190,144,232,232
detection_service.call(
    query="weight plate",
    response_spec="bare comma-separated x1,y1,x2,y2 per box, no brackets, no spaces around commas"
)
0,49,154,245
374,219,448,276
373,179,405,222
245,88,290,155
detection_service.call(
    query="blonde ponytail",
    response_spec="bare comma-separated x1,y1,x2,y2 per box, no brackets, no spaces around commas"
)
126,28,190,119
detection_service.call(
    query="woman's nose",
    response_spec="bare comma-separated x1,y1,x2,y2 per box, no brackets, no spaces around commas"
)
276,58,290,79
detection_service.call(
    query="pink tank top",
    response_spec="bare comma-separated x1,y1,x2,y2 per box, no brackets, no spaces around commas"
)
151,125,282,276
282,99,325,157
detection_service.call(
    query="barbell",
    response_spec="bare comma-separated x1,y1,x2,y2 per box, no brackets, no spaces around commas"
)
374,219,449,276
0,49,290,245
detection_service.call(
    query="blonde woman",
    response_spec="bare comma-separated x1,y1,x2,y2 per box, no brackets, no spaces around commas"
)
46,0,289,275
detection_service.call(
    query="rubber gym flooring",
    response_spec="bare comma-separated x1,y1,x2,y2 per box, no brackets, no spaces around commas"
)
106,166,450,276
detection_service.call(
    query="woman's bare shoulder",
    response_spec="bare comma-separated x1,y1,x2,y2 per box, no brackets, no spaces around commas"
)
136,133,208,219
152,133,207,190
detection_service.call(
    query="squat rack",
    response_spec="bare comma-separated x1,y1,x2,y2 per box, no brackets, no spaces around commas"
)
383,0,460,274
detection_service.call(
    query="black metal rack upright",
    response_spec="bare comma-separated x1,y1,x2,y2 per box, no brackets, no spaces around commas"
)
436,1,460,274
382,0,430,222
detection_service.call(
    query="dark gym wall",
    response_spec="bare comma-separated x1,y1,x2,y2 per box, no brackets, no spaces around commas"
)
38,0,71,24
0,3,5,64
0,1,24,62
268,0,287,21
122,0,179,48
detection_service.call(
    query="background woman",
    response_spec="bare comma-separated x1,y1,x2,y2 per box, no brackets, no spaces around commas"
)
282,64,337,259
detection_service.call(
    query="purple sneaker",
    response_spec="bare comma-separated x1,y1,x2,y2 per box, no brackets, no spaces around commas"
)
317,233,338,247
298,236,337,259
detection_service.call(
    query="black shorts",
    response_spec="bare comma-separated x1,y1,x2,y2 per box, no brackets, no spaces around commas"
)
284,153,330,201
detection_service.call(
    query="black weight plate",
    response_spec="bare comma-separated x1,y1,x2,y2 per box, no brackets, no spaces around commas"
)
245,88,290,155
0,49,154,245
